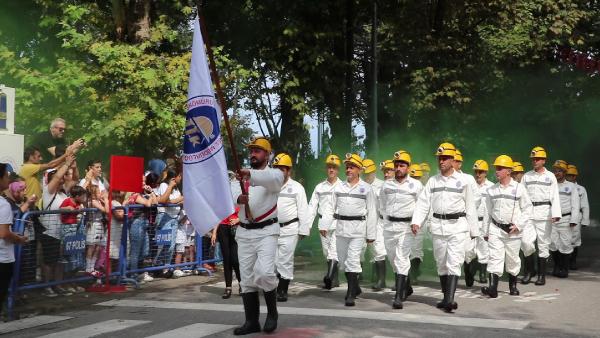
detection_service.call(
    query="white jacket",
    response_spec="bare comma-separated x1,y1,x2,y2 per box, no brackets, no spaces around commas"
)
322,179,377,239
557,181,581,226
277,178,311,237
523,168,561,221
379,176,423,232
307,178,340,231
575,183,590,226
411,169,479,237
484,178,533,238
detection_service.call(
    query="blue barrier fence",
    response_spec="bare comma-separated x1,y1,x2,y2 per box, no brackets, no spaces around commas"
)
6,203,220,320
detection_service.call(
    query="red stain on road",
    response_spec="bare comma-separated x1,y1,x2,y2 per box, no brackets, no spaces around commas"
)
256,328,322,338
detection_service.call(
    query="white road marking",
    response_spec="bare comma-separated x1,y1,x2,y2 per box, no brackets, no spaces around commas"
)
96,299,529,330
36,319,150,338
0,315,73,335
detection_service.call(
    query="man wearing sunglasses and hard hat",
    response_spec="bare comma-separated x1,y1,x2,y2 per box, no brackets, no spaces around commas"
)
565,164,590,270
411,142,478,313
549,160,580,278
233,136,284,335
272,153,311,302
379,150,423,309
481,155,532,299
307,154,342,290
471,159,494,284
522,146,561,286
322,153,377,306
362,158,388,291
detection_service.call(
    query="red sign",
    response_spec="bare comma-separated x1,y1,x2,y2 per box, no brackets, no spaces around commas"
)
109,155,144,193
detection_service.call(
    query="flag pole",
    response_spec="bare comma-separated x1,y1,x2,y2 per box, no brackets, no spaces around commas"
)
195,2,253,221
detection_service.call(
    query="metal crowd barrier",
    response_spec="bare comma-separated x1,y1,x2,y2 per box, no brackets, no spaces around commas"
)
6,203,220,320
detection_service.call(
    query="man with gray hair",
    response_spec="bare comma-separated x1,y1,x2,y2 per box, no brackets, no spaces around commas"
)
30,118,69,161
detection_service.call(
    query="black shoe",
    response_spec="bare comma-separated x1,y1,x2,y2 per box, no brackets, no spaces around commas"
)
277,278,290,302
222,287,232,299
372,260,387,291
556,253,569,278
551,251,559,276
234,292,261,335
345,272,358,306
570,247,578,270
464,261,475,287
444,275,459,313
263,289,278,333
481,273,499,298
393,274,406,309
409,258,422,283
520,255,536,284
324,260,338,290
436,275,448,309
321,260,330,289
332,265,340,287
534,257,547,286
509,275,520,296
403,275,413,301
391,273,397,291
478,263,488,283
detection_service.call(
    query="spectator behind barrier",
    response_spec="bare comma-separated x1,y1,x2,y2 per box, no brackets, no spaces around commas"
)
80,160,107,197
85,185,109,278
58,185,88,293
29,118,67,161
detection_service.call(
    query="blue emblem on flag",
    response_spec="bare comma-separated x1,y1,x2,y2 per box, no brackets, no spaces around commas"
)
183,96,223,164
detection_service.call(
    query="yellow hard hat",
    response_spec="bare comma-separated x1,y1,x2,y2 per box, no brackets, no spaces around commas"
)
362,158,376,174
325,154,341,167
380,160,394,171
454,149,463,162
552,159,568,171
512,161,524,173
409,164,423,178
435,142,456,157
344,153,364,169
567,164,578,176
273,153,293,167
420,163,431,172
247,136,272,153
473,159,489,172
393,150,412,165
493,155,514,168
530,146,547,159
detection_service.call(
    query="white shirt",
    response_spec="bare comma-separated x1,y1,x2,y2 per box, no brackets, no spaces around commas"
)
476,179,494,222
154,182,182,218
323,179,377,239
234,167,284,240
0,197,15,263
523,168,561,220
557,180,581,225
575,182,590,226
40,184,68,239
484,178,533,238
411,169,479,237
307,178,340,231
378,176,423,232
277,178,311,237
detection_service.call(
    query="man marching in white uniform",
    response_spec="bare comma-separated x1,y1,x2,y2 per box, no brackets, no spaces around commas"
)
379,150,423,309
522,146,561,286
549,160,580,278
323,153,377,306
234,136,284,335
472,160,494,284
481,155,533,298
411,142,478,313
272,153,311,302
566,164,590,270
307,155,342,290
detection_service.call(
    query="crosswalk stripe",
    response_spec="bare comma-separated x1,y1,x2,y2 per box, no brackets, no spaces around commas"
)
36,319,150,338
146,323,236,338
0,315,73,335
96,299,529,330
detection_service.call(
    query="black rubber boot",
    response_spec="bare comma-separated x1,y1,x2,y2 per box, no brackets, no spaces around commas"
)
534,257,547,286
392,274,406,309
556,253,569,278
481,273,499,298
323,259,338,290
403,275,413,301
345,272,358,306
263,289,278,333
464,261,475,287
234,292,261,335
372,260,386,291
478,263,488,283
332,262,340,287
520,255,536,284
391,273,397,291
569,247,578,270
409,258,422,283
276,278,290,302
551,251,559,276
321,260,330,289
509,274,520,296
444,275,459,313
436,275,448,309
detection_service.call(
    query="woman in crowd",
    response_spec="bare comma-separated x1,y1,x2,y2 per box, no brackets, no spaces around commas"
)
85,185,109,277
154,169,184,277
109,191,126,274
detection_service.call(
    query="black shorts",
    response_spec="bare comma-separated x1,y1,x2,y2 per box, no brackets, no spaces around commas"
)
40,234,61,265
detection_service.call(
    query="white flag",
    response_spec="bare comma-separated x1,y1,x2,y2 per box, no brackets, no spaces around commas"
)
182,17,234,235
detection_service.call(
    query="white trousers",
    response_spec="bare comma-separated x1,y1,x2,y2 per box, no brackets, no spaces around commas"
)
572,223,582,247
369,221,387,262
532,219,553,258
337,236,365,273
465,236,489,264
320,229,338,261
410,222,428,260
432,232,468,276
550,225,574,254
520,223,537,257
276,234,299,280
383,229,413,275
464,237,477,264
487,235,521,276
237,234,278,293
